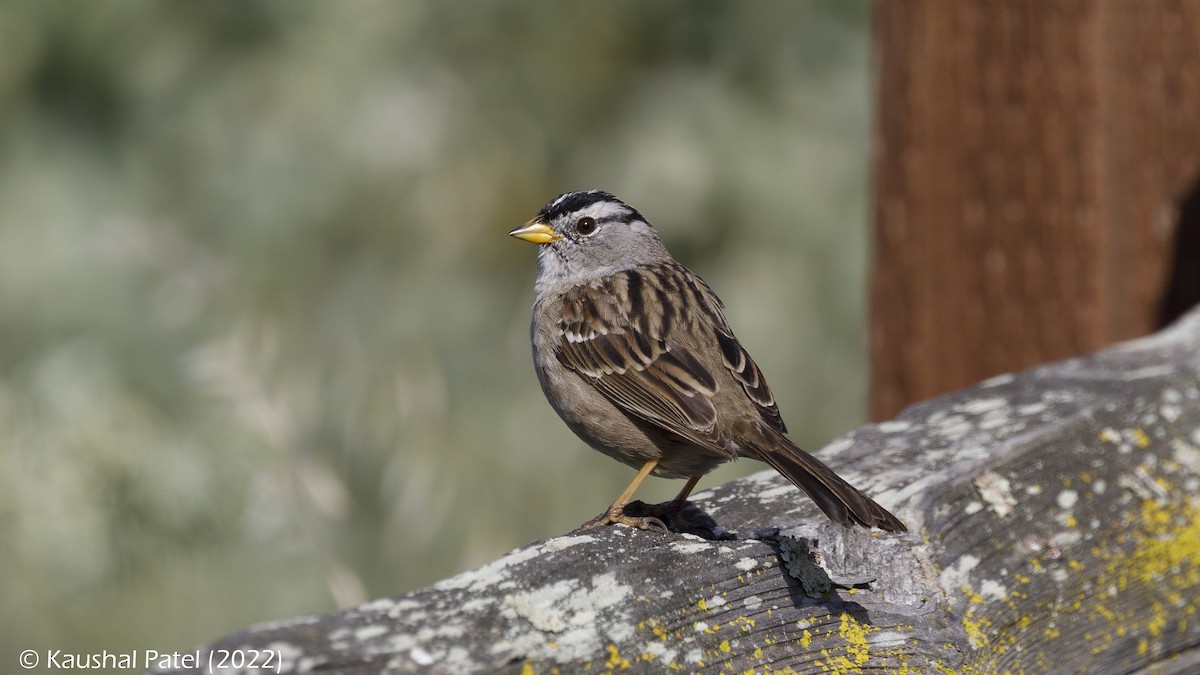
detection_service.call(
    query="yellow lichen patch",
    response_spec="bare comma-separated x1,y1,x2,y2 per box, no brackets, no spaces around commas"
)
807,612,907,673
962,609,992,649
1131,428,1150,448
1154,475,1173,496
1091,603,1116,623
521,662,535,675
838,612,872,666
729,616,756,632
799,629,812,649
1011,470,1200,663
605,645,629,671
1147,600,1167,637
1122,491,1200,590
697,597,708,611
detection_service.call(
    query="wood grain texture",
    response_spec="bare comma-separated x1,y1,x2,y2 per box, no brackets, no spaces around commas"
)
870,0,1200,420
149,308,1200,674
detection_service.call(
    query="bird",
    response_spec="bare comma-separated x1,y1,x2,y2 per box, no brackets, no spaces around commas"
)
509,190,906,534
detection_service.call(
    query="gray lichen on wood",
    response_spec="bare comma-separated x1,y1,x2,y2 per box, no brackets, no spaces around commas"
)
151,309,1200,674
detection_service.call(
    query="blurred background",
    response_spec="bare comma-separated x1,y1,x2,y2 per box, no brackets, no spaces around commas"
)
0,0,874,658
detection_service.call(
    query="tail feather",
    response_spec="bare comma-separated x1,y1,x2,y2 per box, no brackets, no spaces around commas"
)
750,435,906,533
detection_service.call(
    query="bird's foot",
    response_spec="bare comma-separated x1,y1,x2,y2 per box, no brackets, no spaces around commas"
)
575,506,668,533
573,501,730,538
625,500,731,539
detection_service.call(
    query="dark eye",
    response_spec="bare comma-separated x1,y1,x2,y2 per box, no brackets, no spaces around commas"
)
574,217,597,235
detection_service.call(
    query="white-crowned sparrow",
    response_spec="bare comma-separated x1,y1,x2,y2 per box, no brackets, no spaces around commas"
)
510,190,905,533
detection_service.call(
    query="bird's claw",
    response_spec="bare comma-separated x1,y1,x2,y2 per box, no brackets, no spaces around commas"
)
576,510,669,533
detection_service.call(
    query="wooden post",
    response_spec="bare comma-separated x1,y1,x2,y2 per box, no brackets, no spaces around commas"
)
870,0,1200,421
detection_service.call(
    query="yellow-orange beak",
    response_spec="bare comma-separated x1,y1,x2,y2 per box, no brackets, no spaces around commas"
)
508,218,560,244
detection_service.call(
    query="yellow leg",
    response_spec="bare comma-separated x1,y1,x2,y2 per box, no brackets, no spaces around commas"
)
668,474,703,513
577,458,666,531
610,458,660,510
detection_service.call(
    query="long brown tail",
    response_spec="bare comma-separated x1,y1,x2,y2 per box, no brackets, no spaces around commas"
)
749,434,906,533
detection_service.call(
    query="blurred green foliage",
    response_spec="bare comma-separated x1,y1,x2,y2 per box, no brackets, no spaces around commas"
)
0,0,872,658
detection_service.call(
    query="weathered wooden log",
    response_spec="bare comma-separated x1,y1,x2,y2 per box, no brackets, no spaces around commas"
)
152,308,1200,674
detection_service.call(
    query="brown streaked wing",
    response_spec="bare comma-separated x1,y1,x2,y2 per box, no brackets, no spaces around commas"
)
555,267,735,456
716,331,787,433
660,261,789,435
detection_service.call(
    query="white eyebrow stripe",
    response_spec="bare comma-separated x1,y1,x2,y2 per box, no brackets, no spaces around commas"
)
578,200,632,221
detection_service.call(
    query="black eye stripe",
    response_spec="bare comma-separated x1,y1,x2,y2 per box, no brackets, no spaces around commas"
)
572,215,627,227
562,213,638,240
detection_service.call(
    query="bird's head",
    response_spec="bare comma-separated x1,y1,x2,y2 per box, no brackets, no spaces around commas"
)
509,190,671,287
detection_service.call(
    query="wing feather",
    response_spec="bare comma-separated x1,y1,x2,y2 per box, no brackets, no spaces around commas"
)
716,331,787,433
555,266,732,456
554,262,788,453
